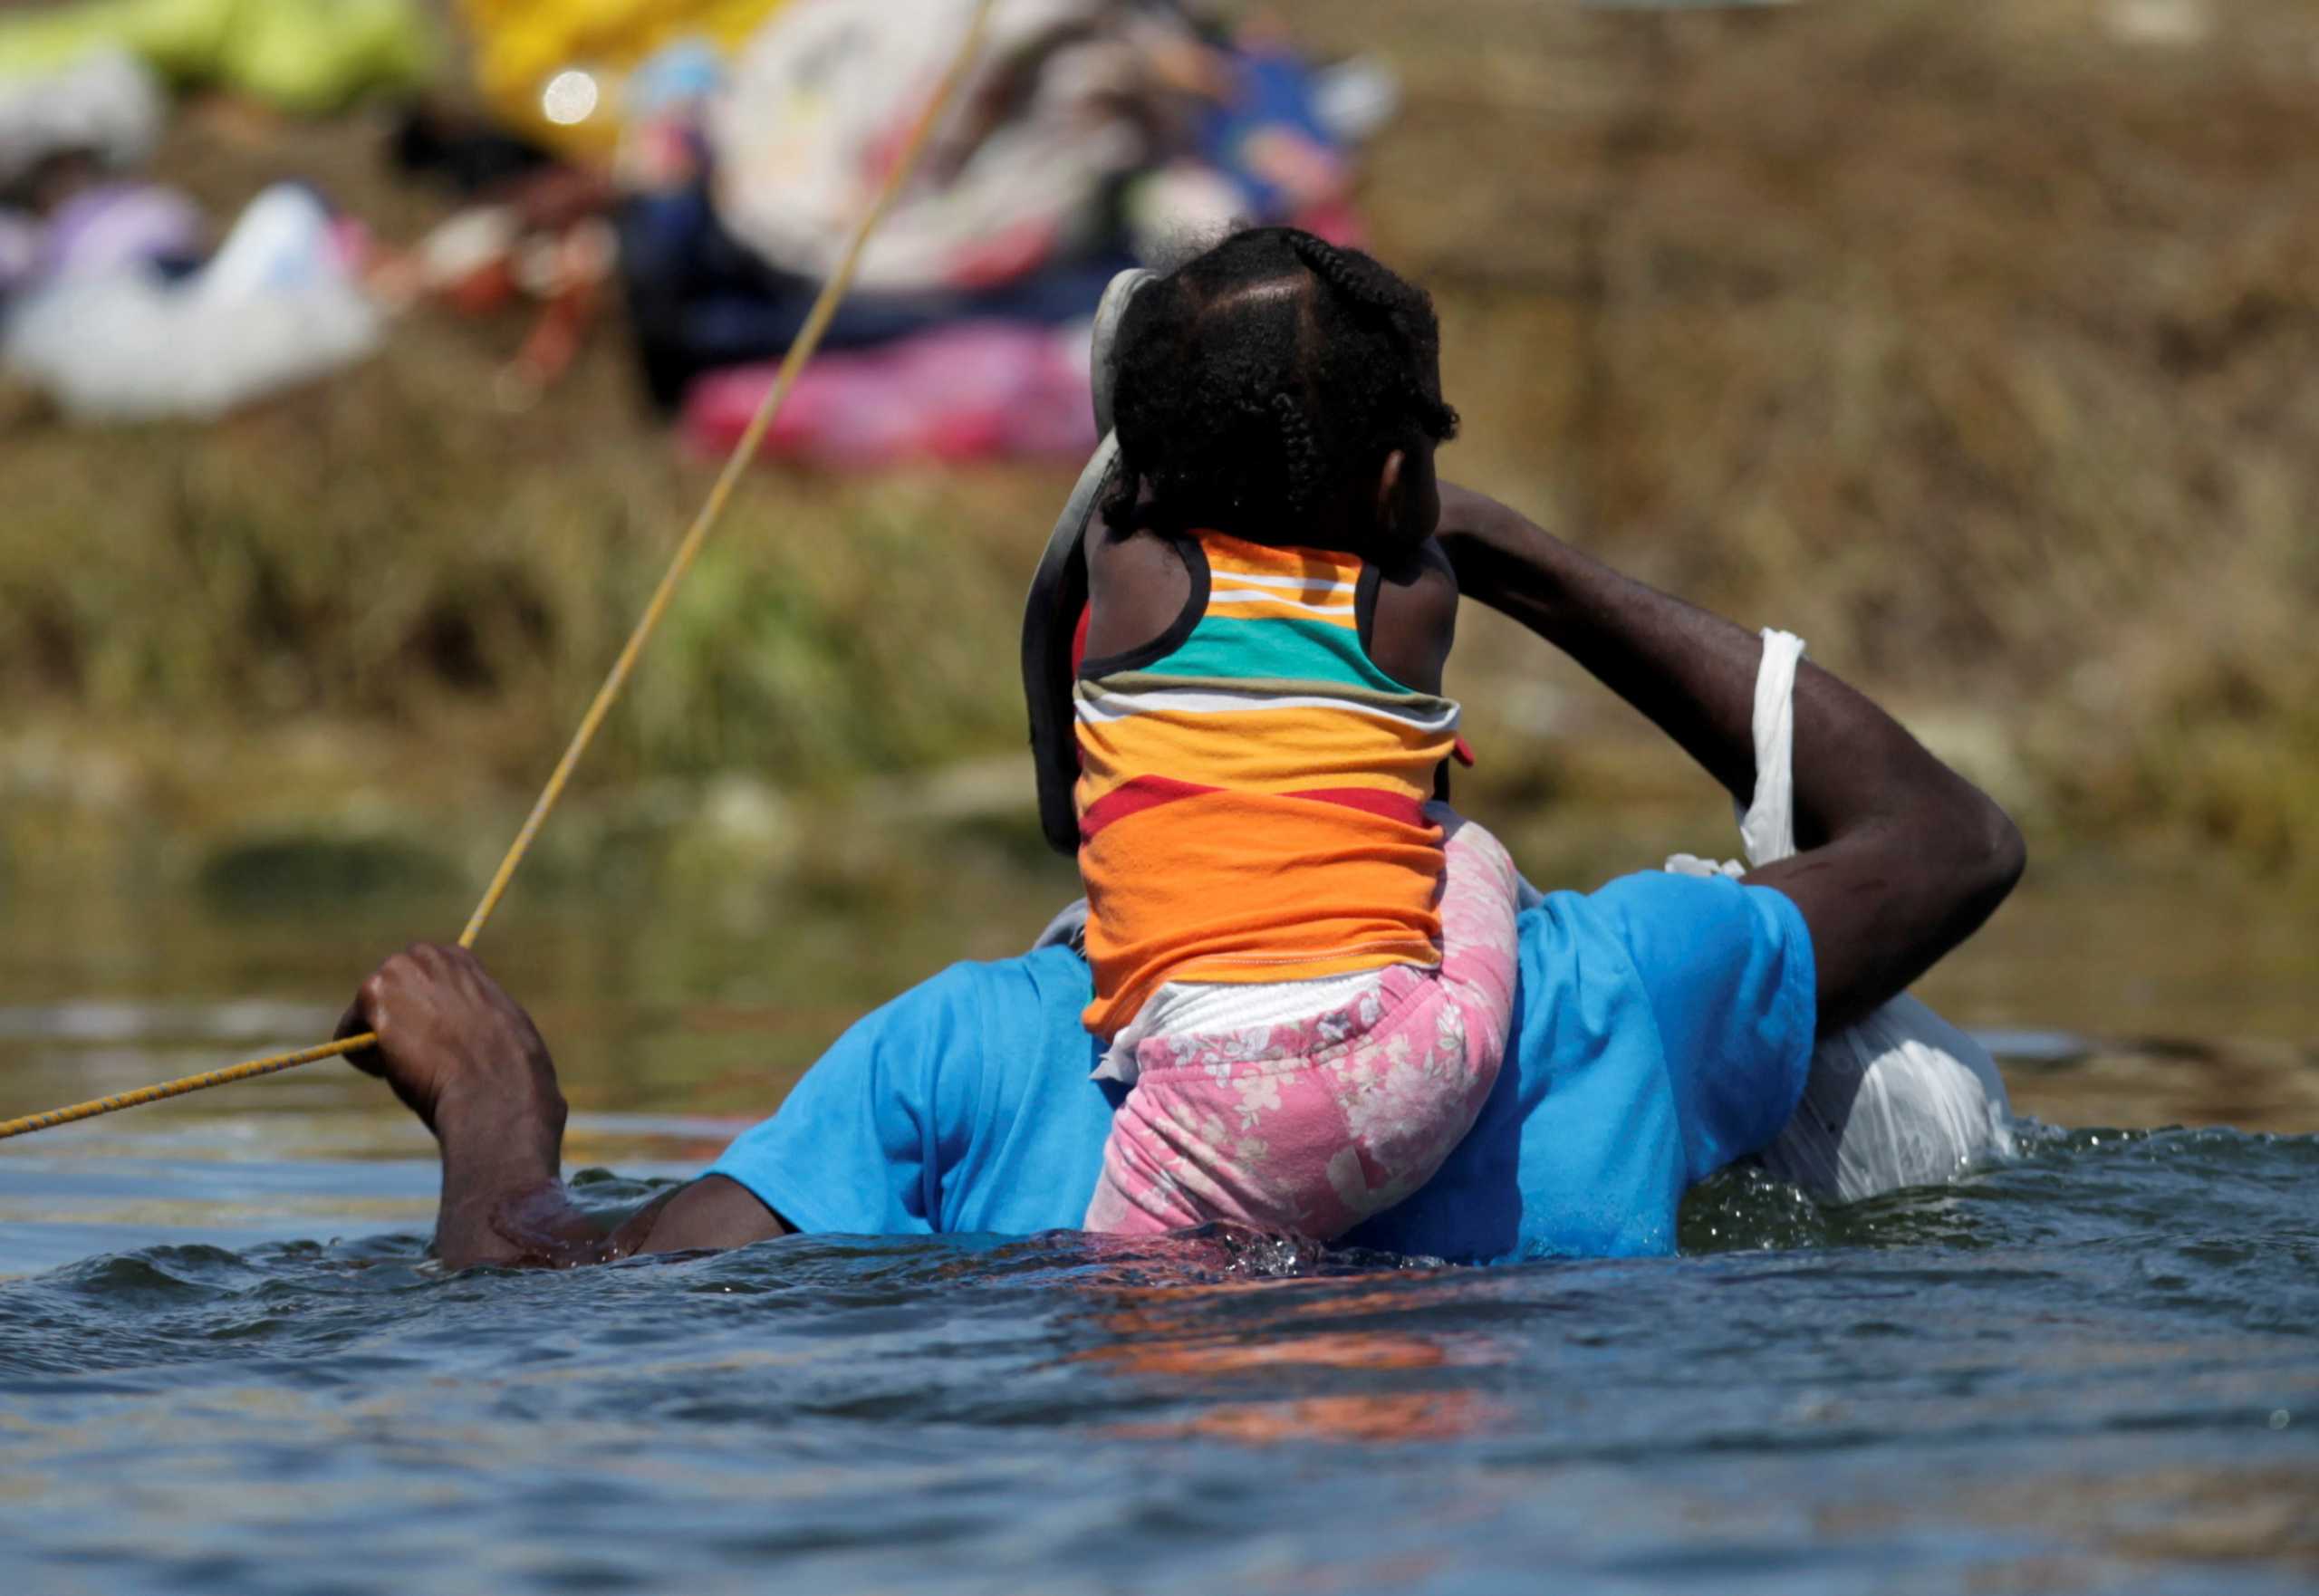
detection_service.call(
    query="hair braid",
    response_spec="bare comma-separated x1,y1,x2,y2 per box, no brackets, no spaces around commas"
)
1101,226,1457,543
1271,390,1322,519
1289,231,1460,440
1286,232,1365,303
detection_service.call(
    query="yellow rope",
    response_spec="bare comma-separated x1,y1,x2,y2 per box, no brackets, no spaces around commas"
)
0,0,996,1145
0,1037,377,1139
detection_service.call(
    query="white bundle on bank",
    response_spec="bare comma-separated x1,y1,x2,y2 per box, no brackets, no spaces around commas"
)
1667,630,2016,1201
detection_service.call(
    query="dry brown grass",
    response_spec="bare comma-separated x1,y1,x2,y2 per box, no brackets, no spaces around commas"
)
3,0,2315,875
1294,0,2319,867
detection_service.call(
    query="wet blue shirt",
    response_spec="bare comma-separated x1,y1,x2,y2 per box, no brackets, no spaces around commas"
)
708,871,1815,1262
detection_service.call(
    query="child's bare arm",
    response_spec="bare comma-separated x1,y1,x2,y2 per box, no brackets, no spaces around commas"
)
1366,539,1458,696
1083,529,1193,664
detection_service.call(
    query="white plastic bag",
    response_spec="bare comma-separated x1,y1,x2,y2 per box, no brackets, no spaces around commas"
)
0,50,164,190
3,184,380,422
1669,630,2016,1202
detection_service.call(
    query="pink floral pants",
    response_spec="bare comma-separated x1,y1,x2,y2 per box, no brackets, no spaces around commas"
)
1082,816,1521,1240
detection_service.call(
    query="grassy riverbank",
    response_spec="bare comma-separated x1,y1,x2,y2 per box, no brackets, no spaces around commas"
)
4,0,2315,899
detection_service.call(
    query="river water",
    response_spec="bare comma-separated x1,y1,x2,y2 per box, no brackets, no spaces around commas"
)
1,855,2314,1593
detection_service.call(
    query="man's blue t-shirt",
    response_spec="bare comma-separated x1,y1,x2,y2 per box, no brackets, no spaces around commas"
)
709,871,1816,1262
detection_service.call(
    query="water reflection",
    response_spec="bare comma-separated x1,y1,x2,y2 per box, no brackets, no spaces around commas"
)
0,852,2314,1594
0,1159,2314,1593
1070,1256,1508,1446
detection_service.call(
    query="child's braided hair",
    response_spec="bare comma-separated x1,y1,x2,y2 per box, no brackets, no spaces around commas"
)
1102,227,1459,542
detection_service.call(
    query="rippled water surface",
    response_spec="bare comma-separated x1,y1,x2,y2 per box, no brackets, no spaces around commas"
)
1,864,2314,1594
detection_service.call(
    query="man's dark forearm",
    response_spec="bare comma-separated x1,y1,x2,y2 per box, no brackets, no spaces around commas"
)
350,943,791,1270
430,1112,785,1267
428,1089,573,1268
1445,493,1766,807
1440,487,2024,1029
1447,491,1980,846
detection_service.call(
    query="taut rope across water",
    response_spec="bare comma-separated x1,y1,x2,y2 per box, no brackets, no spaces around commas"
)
0,0,998,1143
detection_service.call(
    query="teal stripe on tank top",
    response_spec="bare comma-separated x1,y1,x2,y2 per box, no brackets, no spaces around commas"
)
1150,615,1419,697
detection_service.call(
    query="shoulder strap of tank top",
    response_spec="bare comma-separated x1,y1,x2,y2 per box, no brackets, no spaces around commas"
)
1077,531,1211,679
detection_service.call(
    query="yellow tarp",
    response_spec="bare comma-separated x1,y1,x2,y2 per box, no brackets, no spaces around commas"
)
456,0,790,159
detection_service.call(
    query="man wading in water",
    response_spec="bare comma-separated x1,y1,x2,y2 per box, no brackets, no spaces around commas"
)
341,476,2024,1270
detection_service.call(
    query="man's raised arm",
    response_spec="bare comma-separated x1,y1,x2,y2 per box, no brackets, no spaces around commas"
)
1437,485,2025,1033
338,945,788,1269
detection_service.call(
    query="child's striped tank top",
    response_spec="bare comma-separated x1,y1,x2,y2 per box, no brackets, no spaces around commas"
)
1073,530,1460,1043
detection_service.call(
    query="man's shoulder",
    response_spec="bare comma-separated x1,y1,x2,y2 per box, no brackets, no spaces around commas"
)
1502,873,1691,1064
1523,868,1801,969
1520,868,1816,1176
1506,866,1814,1096
951,944,1096,1010
888,945,1092,1008
880,947,1094,1082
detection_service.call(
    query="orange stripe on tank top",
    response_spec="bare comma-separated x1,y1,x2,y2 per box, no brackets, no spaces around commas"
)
1074,706,1438,806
